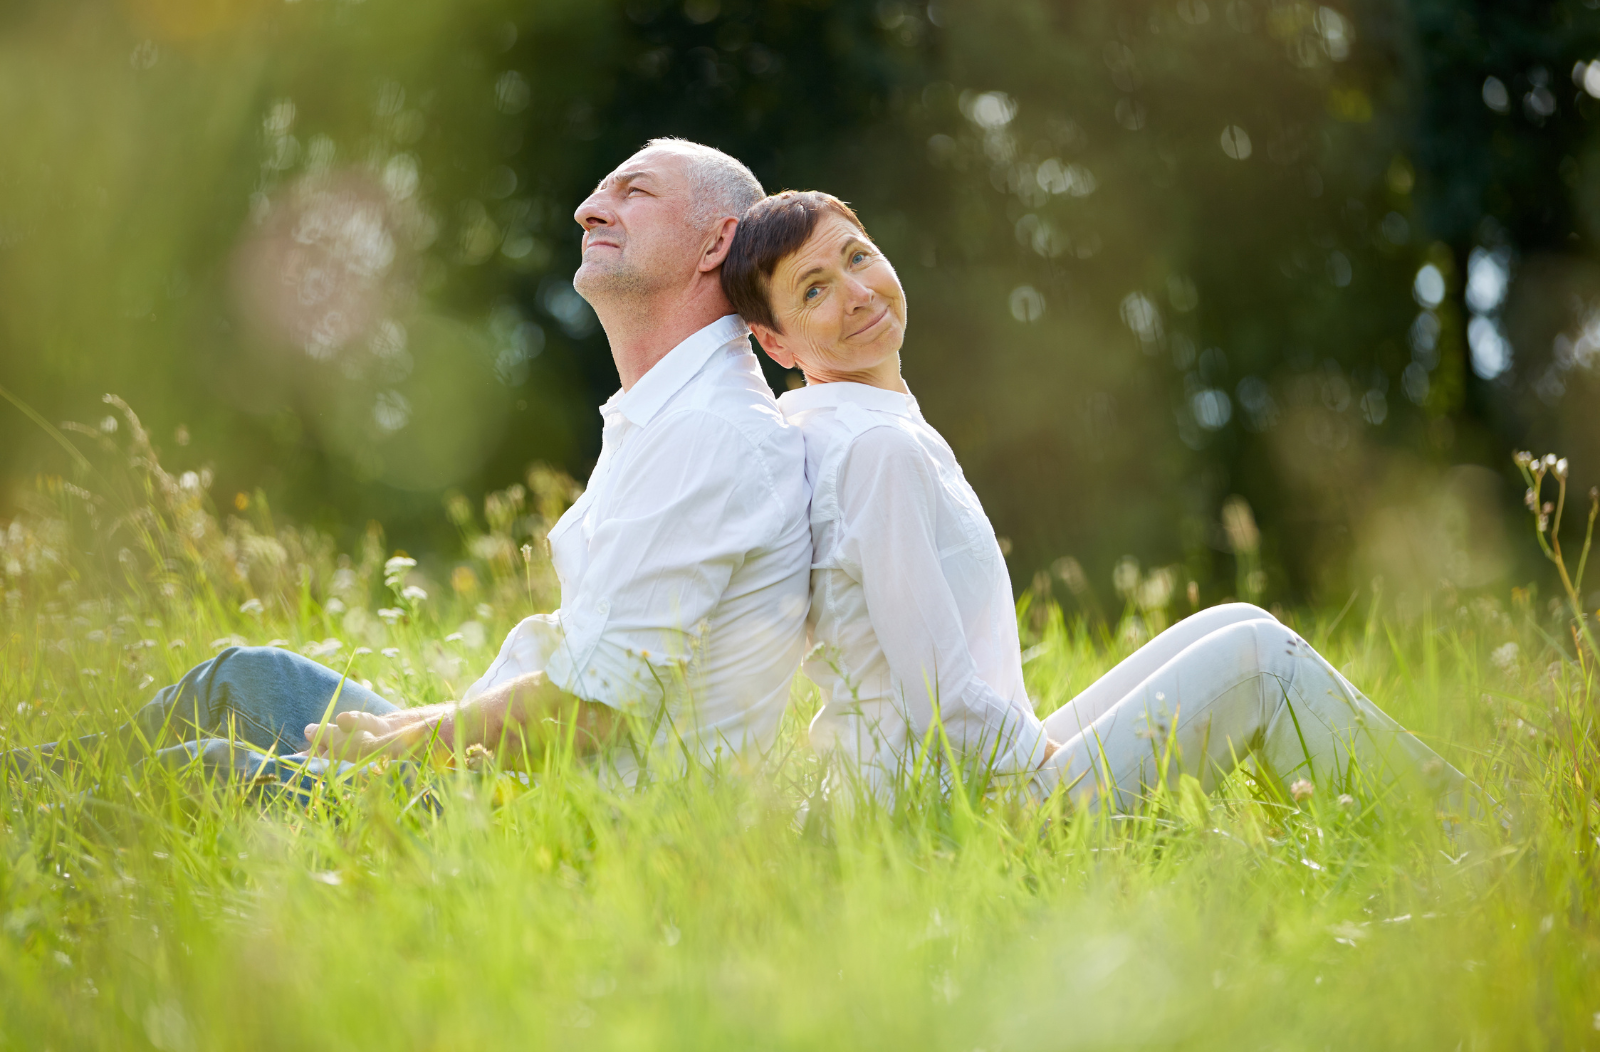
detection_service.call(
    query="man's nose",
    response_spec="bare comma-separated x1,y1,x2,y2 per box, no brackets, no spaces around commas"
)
574,194,613,231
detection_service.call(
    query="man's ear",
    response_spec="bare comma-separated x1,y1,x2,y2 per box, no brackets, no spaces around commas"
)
749,323,796,370
699,216,740,273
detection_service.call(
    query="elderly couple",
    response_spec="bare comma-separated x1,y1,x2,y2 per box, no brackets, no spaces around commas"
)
18,139,1465,811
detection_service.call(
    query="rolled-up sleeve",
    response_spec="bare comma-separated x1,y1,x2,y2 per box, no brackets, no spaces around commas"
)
544,410,779,715
835,429,1048,776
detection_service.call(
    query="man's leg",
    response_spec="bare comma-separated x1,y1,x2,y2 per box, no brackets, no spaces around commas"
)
1034,617,1467,812
1041,603,1277,742
6,646,399,776
131,646,400,750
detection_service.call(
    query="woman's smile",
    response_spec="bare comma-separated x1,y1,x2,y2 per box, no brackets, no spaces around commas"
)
850,304,890,340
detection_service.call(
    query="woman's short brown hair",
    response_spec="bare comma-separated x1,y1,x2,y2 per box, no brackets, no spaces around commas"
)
721,190,866,333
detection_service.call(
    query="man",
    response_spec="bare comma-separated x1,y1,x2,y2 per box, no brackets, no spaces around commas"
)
313,139,811,778
11,140,812,786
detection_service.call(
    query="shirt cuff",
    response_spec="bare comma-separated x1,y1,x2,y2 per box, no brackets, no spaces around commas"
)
987,708,1050,781
544,635,673,715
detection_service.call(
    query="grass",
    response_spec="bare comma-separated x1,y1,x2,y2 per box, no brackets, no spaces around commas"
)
2,403,1599,1051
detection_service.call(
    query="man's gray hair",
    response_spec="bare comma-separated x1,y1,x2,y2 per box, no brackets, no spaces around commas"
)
646,137,763,227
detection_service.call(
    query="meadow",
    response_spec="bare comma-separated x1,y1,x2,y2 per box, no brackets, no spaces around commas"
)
1,401,1597,1051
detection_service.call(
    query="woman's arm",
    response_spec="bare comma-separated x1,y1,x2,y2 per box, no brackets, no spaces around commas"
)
835,428,1053,774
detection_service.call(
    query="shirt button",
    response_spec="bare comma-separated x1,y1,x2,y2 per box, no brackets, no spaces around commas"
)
597,599,611,615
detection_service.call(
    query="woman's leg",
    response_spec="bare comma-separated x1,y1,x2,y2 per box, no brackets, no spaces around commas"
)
1033,617,1467,812
7,646,398,775
1042,604,1277,742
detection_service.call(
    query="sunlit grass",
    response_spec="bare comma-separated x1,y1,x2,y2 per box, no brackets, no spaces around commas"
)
2,406,1598,1050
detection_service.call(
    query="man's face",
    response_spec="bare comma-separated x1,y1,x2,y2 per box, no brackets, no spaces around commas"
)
572,147,703,303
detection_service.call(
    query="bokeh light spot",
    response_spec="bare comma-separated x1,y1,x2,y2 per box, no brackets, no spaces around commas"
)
1412,264,1445,308
1220,125,1252,160
1009,285,1046,323
1482,76,1510,114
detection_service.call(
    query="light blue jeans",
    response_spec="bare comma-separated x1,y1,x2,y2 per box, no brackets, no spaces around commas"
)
6,646,401,796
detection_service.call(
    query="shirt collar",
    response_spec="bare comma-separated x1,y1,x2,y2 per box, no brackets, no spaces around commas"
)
604,314,750,428
777,380,920,419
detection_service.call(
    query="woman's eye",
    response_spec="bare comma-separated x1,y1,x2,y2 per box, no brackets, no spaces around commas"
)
804,287,821,301
851,251,867,265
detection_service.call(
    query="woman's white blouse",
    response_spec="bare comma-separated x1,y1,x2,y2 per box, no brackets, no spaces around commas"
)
777,382,1048,790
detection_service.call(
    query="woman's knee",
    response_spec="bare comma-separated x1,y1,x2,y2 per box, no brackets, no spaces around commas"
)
1204,602,1276,625
1169,603,1277,643
1240,618,1308,679
1188,617,1301,678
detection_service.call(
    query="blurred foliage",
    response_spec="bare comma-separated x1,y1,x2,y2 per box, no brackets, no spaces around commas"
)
2,0,1599,605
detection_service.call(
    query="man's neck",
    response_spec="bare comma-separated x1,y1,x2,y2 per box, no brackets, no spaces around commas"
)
595,283,736,391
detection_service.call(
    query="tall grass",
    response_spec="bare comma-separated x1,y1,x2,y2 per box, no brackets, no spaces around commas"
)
1,402,1597,1050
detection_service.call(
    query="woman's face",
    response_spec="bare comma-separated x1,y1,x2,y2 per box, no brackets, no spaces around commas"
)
750,213,907,390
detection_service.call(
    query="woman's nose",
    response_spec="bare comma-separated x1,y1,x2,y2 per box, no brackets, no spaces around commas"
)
842,275,874,307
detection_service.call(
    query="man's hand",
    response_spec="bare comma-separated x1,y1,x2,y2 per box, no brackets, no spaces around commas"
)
304,709,444,763
302,672,626,767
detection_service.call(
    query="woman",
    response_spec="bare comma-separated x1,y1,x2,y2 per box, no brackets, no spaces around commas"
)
721,190,1468,811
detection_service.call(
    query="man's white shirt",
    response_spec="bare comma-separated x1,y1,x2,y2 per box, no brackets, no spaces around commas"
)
777,381,1048,795
464,315,812,778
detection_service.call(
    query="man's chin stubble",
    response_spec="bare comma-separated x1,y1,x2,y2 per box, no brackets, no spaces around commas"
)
574,260,658,303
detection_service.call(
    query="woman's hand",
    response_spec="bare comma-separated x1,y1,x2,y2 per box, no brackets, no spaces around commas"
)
1040,739,1064,766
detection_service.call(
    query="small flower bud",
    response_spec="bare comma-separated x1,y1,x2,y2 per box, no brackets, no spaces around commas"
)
1525,488,1538,511
1513,451,1534,469
1543,502,1554,514
1544,453,1559,470
1290,779,1315,802
1555,458,1569,481
1336,793,1354,808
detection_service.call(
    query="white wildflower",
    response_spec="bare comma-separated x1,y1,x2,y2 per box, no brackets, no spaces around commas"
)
383,555,417,586
1490,642,1520,671
302,638,343,659
456,620,486,649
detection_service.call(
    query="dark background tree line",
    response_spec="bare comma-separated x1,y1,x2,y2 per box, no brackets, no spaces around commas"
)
2,0,1597,608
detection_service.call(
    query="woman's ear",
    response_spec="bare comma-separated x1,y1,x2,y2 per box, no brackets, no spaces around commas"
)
749,323,796,370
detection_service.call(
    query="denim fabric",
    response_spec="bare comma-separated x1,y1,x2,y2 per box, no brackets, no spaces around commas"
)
131,645,399,751
5,646,400,786
140,738,432,809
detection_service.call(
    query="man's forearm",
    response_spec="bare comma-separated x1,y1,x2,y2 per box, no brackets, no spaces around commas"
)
309,671,623,764
424,672,621,761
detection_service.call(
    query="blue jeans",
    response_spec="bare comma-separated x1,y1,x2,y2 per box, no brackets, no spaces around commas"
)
6,647,402,797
